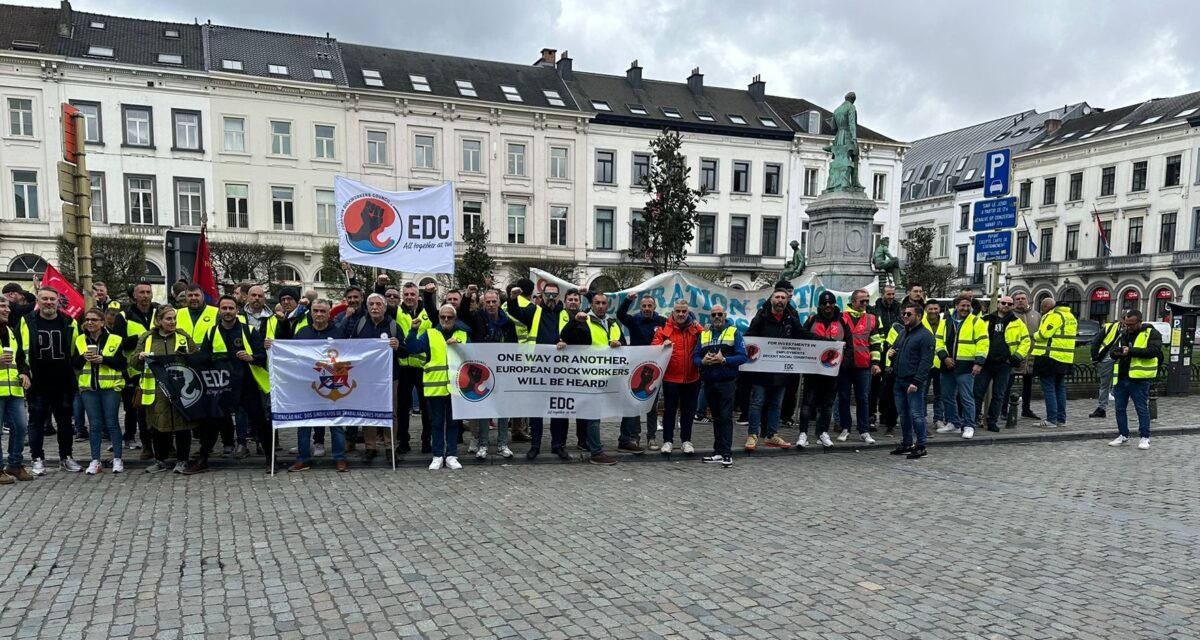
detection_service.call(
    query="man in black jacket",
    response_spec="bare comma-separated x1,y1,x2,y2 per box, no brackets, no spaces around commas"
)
889,302,935,459
744,289,811,451
507,283,577,458
870,285,900,430
466,289,518,459
1104,309,1162,449
616,292,666,449
23,287,81,475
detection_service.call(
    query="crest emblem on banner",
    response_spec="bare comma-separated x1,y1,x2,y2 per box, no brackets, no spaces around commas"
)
457,362,494,401
820,348,842,369
342,196,401,254
161,364,203,408
628,362,661,400
312,348,357,401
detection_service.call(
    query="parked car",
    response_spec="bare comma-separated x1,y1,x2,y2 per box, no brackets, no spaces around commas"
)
1075,318,1100,345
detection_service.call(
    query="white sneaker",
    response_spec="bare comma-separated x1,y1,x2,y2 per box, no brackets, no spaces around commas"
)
682,441,695,454
445,456,462,470
962,427,974,439
288,446,299,454
860,432,876,444
85,460,102,475
1108,436,1128,447
933,420,946,431
1035,420,1057,429
428,457,444,470
936,423,957,434
498,446,513,458
660,441,673,454
467,438,478,453
1137,438,1150,450
313,445,326,457
836,429,850,442
796,433,809,449
32,459,46,476
112,459,124,474
61,457,82,473
476,447,488,460
819,433,834,447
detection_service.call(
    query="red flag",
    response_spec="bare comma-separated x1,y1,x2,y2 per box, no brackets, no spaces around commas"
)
40,264,86,319
193,225,218,304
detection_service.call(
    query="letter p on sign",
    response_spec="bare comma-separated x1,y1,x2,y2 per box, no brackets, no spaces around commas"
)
984,149,1010,197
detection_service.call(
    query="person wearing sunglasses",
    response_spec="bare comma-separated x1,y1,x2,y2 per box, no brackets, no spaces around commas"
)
934,296,989,439
798,291,847,448
406,304,470,470
744,288,811,451
617,292,667,451
506,283,575,459
693,305,747,468
73,308,128,475
973,296,1031,432
887,302,935,459
558,292,625,465
651,300,702,454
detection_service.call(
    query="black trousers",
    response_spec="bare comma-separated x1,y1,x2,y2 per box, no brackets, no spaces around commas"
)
153,429,191,464
396,366,431,448
781,374,802,423
198,376,266,461
706,379,737,457
735,374,751,418
28,388,76,461
798,375,836,436
529,417,568,450
877,373,898,428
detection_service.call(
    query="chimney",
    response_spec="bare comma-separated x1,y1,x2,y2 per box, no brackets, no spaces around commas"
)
57,0,73,38
687,67,703,96
1045,118,1062,134
534,48,557,67
556,50,572,80
748,74,765,102
626,60,642,89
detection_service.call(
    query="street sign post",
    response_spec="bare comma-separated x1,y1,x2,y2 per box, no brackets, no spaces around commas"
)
973,197,1017,231
984,149,1011,197
975,230,1013,263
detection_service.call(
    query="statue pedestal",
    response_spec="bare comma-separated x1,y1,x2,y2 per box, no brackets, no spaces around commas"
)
805,189,879,292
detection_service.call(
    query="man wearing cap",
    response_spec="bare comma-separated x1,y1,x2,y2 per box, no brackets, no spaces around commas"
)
975,296,1031,432
2,284,35,319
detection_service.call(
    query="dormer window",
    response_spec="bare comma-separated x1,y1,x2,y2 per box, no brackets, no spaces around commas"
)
457,80,477,97
627,103,647,115
268,64,289,76
501,85,522,102
727,114,747,125
163,29,180,38
695,110,715,122
313,68,333,80
11,41,40,52
362,69,383,87
661,107,682,119
543,90,565,107
89,21,105,30
759,117,779,128
221,59,243,71
87,45,114,58
410,74,431,92
591,100,611,111
157,53,182,65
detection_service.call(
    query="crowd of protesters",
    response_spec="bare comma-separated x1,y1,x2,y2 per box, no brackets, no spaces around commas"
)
0,269,1164,482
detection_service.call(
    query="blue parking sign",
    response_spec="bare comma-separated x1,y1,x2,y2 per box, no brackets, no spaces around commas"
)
984,149,1011,197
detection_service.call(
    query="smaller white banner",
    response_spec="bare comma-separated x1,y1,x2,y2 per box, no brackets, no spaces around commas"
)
334,177,455,274
269,339,395,428
739,337,845,376
446,343,672,420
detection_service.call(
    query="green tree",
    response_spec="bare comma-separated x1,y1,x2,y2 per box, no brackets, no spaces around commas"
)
55,235,147,301
209,241,285,290
456,224,494,288
628,129,708,274
899,228,956,297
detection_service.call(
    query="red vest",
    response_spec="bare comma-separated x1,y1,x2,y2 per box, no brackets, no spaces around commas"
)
811,318,845,341
842,312,877,369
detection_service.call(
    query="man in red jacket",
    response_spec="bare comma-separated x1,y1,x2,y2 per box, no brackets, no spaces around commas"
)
651,301,702,454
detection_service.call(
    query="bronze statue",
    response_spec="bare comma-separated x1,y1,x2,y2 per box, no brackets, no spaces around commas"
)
779,239,806,281
823,92,865,193
873,237,901,287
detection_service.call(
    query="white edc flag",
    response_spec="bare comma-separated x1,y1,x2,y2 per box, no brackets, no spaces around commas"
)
269,339,394,428
334,176,455,274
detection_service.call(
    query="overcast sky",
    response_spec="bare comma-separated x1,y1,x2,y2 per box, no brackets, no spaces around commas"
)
33,0,1200,141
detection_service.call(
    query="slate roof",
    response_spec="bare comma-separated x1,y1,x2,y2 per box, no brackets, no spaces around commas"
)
563,70,792,140
1034,91,1200,150
901,113,1022,202
203,24,347,85
338,43,580,111
949,103,1090,190
764,94,896,143
58,11,203,70
0,4,60,54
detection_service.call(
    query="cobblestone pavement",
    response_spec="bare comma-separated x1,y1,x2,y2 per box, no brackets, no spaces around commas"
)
1,434,1198,639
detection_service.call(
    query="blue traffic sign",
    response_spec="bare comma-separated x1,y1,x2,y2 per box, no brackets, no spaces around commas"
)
984,149,1011,197
973,197,1018,231
975,230,1013,263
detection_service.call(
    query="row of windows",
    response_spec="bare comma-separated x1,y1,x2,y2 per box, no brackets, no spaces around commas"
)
1012,208,1200,264
60,100,204,151
1017,154,1188,208
591,208,781,257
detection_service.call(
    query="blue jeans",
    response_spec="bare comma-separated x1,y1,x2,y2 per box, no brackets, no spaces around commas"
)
894,379,927,447
1113,379,1150,438
428,396,458,457
1040,373,1067,425
837,367,872,432
297,426,346,463
81,389,122,460
582,419,603,456
0,395,29,465
474,418,510,448
973,363,1011,429
74,392,88,435
941,370,976,429
748,384,784,437
619,393,658,445
930,369,945,423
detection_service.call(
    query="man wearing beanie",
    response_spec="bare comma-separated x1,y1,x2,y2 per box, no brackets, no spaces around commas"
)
798,291,849,448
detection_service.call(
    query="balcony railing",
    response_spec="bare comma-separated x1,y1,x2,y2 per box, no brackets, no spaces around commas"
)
720,253,762,268
1080,254,1150,272
1172,250,1200,267
1020,261,1059,275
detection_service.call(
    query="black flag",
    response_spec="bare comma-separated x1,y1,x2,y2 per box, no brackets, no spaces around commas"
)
147,353,238,421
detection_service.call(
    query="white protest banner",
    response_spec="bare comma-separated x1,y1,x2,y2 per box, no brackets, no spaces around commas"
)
269,339,394,428
446,343,672,420
740,337,845,377
334,176,455,274
529,268,877,331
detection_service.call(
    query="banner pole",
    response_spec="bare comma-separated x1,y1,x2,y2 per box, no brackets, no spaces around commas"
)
271,429,276,477
391,426,396,471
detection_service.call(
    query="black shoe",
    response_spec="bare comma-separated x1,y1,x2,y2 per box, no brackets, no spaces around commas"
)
511,433,531,443
889,444,914,455
1089,409,1106,419
1021,410,1041,420
525,447,539,460
986,425,1000,432
906,447,927,460
420,444,432,454
396,442,412,455
552,446,570,460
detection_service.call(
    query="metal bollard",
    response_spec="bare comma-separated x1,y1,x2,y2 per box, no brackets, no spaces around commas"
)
1006,384,1020,429
1149,384,1158,421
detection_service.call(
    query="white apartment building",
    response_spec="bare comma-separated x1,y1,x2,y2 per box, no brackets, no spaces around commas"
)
1009,91,1200,322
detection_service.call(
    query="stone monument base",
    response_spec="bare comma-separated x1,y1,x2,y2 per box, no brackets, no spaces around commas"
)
805,189,879,293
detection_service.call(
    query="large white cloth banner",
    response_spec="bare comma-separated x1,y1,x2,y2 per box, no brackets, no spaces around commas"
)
529,269,877,330
334,176,456,274
446,344,672,420
269,339,395,428
740,337,845,376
